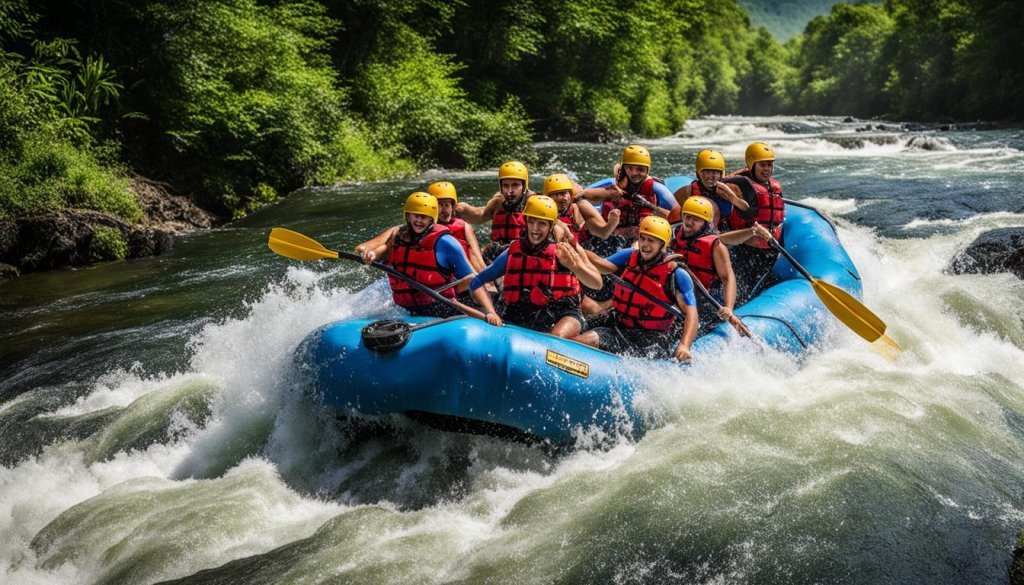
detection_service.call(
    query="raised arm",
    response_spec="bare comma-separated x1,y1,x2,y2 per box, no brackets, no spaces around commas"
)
578,199,620,239
555,242,602,289
455,193,503,224
462,223,488,273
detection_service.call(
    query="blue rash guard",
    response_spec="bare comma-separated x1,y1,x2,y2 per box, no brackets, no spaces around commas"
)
434,233,476,280
605,249,697,307
469,250,509,292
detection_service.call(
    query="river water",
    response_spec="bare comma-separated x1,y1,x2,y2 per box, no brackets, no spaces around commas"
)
2,116,1024,584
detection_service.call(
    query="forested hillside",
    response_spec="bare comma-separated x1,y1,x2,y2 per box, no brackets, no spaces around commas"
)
737,0,863,40
779,0,1024,121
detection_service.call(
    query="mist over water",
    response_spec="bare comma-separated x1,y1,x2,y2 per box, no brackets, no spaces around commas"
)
2,117,1024,584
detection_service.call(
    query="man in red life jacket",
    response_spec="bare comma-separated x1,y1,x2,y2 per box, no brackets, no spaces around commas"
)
574,216,699,362
722,141,786,302
577,145,680,251
672,149,749,230
453,161,534,264
355,192,497,319
670,196,757,335
427,181,487,274
469,196,602,338
544,172,619,316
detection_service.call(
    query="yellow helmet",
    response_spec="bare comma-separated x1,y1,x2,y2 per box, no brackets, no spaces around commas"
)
543,173,574,196
682,196,714,223
744,142,775,168
498,161,529,186
523,195,558,222
427,181,457,203
638,216,671,247
695,149,726,174
403,192,438,222
621,144,651,169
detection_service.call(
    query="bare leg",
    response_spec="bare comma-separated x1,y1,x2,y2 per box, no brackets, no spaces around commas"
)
572,330,600,348
549,316,582,339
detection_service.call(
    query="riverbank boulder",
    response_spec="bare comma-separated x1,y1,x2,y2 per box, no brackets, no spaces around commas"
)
0,177,217,278
949,228,1024,280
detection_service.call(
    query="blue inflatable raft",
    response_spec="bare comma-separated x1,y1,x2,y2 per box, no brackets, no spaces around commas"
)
297,176,862,443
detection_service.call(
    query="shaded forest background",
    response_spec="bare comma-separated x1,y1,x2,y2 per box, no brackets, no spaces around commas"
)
1,0,1022,223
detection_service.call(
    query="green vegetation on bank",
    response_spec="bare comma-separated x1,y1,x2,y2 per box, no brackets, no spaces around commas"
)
779,0,1024,120
1,0,1022,225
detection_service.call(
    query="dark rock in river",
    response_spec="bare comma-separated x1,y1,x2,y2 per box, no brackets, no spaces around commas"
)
0,177,218,278
1012,531,1024,585
948,227,1024,279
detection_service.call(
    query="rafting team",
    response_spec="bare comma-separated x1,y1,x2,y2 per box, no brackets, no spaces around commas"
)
355,142,784,362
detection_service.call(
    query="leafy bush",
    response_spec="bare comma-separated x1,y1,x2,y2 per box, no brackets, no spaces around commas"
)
352,25,534,169
0,134,140,221
89,226,128,262
146,0,408,216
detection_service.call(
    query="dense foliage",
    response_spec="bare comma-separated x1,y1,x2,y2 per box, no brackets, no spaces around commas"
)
1,0,1021,223
0,3,139,221
780,0,1024,121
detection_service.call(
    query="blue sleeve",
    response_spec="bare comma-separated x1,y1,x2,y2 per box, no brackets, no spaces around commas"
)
605,249,634,269
435,234,475,279
673,268,697,307
469,251,508,291
653,181,677,210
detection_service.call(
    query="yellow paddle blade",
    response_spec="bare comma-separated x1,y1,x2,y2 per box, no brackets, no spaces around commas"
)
812,278,899,351
268,227,339,261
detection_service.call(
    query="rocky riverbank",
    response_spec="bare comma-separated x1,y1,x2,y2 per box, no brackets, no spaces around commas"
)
0,177,217,279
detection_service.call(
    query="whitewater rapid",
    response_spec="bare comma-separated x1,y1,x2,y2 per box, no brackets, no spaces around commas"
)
3,116,1024,583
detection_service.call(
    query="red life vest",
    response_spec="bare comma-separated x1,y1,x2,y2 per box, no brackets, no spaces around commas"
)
502,238,581,305
441,217,470,255
386,224,456,308
670,230,720,290
490,193,530,244
726,172,785,249
602,177,659,236
558,203,582,243
612,251,677,332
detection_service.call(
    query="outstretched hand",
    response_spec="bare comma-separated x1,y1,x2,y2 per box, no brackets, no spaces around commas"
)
555,241,581,269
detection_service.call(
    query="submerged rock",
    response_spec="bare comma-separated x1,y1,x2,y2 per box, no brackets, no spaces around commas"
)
949,228,1024,279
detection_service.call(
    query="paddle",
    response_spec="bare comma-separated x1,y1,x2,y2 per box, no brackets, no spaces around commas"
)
268,227,486,352
665,254,752,338
766,237,901,351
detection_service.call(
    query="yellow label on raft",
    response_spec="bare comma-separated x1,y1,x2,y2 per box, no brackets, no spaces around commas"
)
545,350,590,379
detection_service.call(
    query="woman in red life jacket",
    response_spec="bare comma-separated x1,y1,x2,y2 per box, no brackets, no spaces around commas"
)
722,142,786,302
574,216,699,362
542,173,620,244
469,196,602,338
577,145,680,251
354,192,498,319
544,172,621,316
672,149,749,231
427,181,487,275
